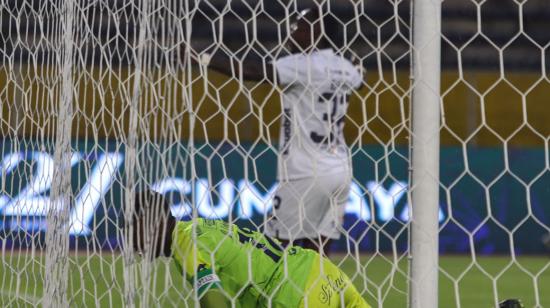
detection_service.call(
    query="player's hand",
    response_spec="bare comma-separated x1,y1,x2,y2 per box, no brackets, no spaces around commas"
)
350,53,365,78
182,45,215,68
499,298,524,308
187,48,198,62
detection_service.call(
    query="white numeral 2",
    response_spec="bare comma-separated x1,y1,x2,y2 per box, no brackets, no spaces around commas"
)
0,152,123,235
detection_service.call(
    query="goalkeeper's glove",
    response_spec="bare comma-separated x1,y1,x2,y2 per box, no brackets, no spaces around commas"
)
499,299,524,308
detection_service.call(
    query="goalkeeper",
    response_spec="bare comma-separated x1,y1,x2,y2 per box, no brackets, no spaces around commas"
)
131,190,370,308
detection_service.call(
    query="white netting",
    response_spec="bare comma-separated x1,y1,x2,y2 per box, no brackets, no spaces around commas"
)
0,0,549,307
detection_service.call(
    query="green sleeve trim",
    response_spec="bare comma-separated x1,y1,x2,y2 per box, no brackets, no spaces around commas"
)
196,268,221,296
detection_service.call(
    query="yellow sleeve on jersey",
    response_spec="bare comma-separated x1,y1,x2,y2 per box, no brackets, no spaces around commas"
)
171,221,221,296
343,285,371,308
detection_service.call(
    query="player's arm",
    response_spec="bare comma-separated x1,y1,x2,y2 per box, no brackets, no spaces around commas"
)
343,285,371,308
197,49,275,82
172,222,230,307
340,268,371,308
199,289,230,308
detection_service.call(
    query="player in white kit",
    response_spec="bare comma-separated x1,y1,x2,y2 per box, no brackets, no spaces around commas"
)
199,7,363,254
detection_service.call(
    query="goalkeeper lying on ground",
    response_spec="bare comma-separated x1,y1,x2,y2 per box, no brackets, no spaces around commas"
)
131,190,370,308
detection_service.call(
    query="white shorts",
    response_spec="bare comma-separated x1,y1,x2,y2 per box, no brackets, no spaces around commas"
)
264,172,351,240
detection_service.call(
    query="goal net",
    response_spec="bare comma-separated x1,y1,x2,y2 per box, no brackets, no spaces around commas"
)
0,0,548,307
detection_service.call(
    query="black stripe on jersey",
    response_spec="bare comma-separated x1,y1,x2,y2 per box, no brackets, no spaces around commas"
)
281,108,292,155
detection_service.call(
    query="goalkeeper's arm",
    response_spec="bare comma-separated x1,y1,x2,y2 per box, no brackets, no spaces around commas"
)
199,289,230,308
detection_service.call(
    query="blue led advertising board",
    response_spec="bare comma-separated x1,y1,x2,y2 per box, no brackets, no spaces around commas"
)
0,140,548,254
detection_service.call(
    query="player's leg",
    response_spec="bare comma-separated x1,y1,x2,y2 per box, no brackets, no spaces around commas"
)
288,172,350,256
298,172,351,256
264,178,321,245
265,174,348,255
264,180,298,242
313,172,351,255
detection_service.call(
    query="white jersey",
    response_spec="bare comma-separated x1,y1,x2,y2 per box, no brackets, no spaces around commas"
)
273,49,363,180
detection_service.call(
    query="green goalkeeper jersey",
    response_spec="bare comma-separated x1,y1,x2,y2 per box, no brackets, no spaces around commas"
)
171,219,369,308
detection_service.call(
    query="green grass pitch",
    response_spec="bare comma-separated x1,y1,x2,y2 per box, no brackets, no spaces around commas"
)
1,254,549,307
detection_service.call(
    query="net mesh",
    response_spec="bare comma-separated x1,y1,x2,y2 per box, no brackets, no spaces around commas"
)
0,0,549,307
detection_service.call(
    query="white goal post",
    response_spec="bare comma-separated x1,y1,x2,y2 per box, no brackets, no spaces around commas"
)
1,0,549,307
409,0,441,307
